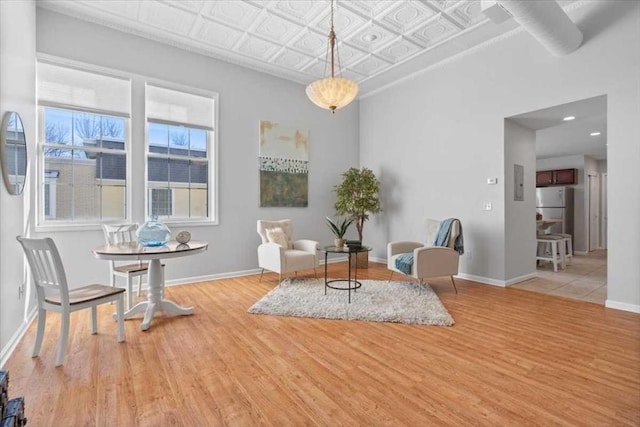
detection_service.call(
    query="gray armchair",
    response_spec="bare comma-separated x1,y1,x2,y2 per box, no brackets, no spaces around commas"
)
387,219,461,293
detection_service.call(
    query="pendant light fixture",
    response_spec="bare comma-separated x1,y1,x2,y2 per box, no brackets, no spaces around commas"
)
306,0,359,113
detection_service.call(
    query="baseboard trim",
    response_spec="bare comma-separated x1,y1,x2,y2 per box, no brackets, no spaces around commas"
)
574,251,588,256
456,273,507,287
163,257,351,287
605,300,640,314
504,272,538,286
1,306,37,369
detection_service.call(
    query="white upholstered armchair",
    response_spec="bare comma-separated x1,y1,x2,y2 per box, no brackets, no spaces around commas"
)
257,219,319,282
387,219,462,294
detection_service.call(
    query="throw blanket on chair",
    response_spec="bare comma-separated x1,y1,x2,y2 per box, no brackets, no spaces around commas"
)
434,218,465,255
395,253,414,275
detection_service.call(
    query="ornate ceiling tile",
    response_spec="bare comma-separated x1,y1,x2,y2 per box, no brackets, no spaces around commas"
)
347,22,399,52
341,0,397,18
235,34,281,62
192,17,244,49
336,42,369,68
253,12,305,44
138,2,198,35
290,29,329,58
271,49,316,71
446,0,488,28
312,4,369,40
409,14,461,47
349,54,393,76
375,37,422,63
380,1,437,33
270,0,328,22
203,1,263,30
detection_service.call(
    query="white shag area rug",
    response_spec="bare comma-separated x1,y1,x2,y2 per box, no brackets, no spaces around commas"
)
248,278,454,326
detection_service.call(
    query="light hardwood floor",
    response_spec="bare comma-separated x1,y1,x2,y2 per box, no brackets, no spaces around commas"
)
512,250,608,304
4,261,639,426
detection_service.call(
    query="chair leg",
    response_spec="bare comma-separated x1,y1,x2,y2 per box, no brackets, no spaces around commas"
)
450,276,458,294
259,269,264,282
137,275,142,296
56,312,70,367
388,271,394,282
33,307,46,358
127,276,134,310
90,306,98,335
116,295,125,343
313,268,317,279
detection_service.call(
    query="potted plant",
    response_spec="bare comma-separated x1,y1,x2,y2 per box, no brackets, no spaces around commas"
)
334,167,381,267
326,216,353,248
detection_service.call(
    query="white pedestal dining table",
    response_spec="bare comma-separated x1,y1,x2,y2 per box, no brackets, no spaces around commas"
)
93,240,208,331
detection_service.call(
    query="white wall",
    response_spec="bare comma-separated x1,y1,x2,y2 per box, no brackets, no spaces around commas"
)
0,0,37,366
360,1,640,311
504,119,536,282
34,9,360,286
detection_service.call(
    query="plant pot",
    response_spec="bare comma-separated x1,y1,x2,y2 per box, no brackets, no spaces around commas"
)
334,238,345,248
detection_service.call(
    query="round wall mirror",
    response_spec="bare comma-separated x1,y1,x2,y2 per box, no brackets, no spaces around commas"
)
0,111,28,195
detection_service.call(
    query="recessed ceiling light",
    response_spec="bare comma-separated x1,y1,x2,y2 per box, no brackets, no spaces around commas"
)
590,132,601,136
563,116,575,121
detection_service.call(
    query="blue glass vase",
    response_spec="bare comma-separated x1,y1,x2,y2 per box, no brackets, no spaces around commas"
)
137,216,171,247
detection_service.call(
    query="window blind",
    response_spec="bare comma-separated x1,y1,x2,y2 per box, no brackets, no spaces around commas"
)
146,84,214,130
38,62,131,117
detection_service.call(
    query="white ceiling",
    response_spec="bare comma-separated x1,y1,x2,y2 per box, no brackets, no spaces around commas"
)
37,0,599,159
509,95,607,160
37,0,527,95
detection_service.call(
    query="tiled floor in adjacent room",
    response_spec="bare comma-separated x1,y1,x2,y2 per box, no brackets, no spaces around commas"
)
511,250,607,305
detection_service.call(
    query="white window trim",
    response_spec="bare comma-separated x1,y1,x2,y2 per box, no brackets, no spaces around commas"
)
36,105,132,231
144,81,218,226
34,54,219,230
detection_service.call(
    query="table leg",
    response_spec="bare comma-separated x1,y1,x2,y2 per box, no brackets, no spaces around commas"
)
114,258,194,331
348,250,352,303
324,251,328,295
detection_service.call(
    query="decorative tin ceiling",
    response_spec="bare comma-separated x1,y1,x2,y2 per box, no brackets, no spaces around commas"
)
36,1,575,94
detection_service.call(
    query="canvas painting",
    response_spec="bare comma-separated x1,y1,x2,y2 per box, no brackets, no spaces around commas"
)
259,120,309,207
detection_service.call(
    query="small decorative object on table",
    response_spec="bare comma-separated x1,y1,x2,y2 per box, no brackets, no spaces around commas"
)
176,230,191,244
136,216,171,247
346,239,362,249
325,216,353,248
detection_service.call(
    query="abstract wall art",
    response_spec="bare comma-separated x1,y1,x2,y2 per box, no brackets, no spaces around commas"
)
259,120,309,207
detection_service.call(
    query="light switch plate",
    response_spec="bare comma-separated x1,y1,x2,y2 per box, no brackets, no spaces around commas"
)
487,178,498,185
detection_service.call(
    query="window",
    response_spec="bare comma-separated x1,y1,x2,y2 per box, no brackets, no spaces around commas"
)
37,62,131,225
145,84,215,221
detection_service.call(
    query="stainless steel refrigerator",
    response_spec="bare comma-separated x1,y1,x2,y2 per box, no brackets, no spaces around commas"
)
536,187,574,236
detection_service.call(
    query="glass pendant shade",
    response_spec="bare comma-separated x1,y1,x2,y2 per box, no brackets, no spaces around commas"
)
306,77,359,112
306,0,358,113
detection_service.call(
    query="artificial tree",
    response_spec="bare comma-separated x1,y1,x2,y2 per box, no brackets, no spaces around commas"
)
334,167,381,243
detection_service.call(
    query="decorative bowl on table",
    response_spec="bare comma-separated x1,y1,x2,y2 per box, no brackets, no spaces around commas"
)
137,216,171,247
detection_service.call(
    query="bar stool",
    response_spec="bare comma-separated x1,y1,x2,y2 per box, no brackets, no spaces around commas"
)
549,233,573,265
536,234,566,272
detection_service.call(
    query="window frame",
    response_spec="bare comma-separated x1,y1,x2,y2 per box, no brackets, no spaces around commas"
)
144,81,218,226
36,105,131,228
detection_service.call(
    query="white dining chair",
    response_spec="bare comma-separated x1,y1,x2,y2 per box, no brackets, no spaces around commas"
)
17,236,125,367
102,223,164,309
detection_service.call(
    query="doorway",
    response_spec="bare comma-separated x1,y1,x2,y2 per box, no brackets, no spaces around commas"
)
505,95,608,305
